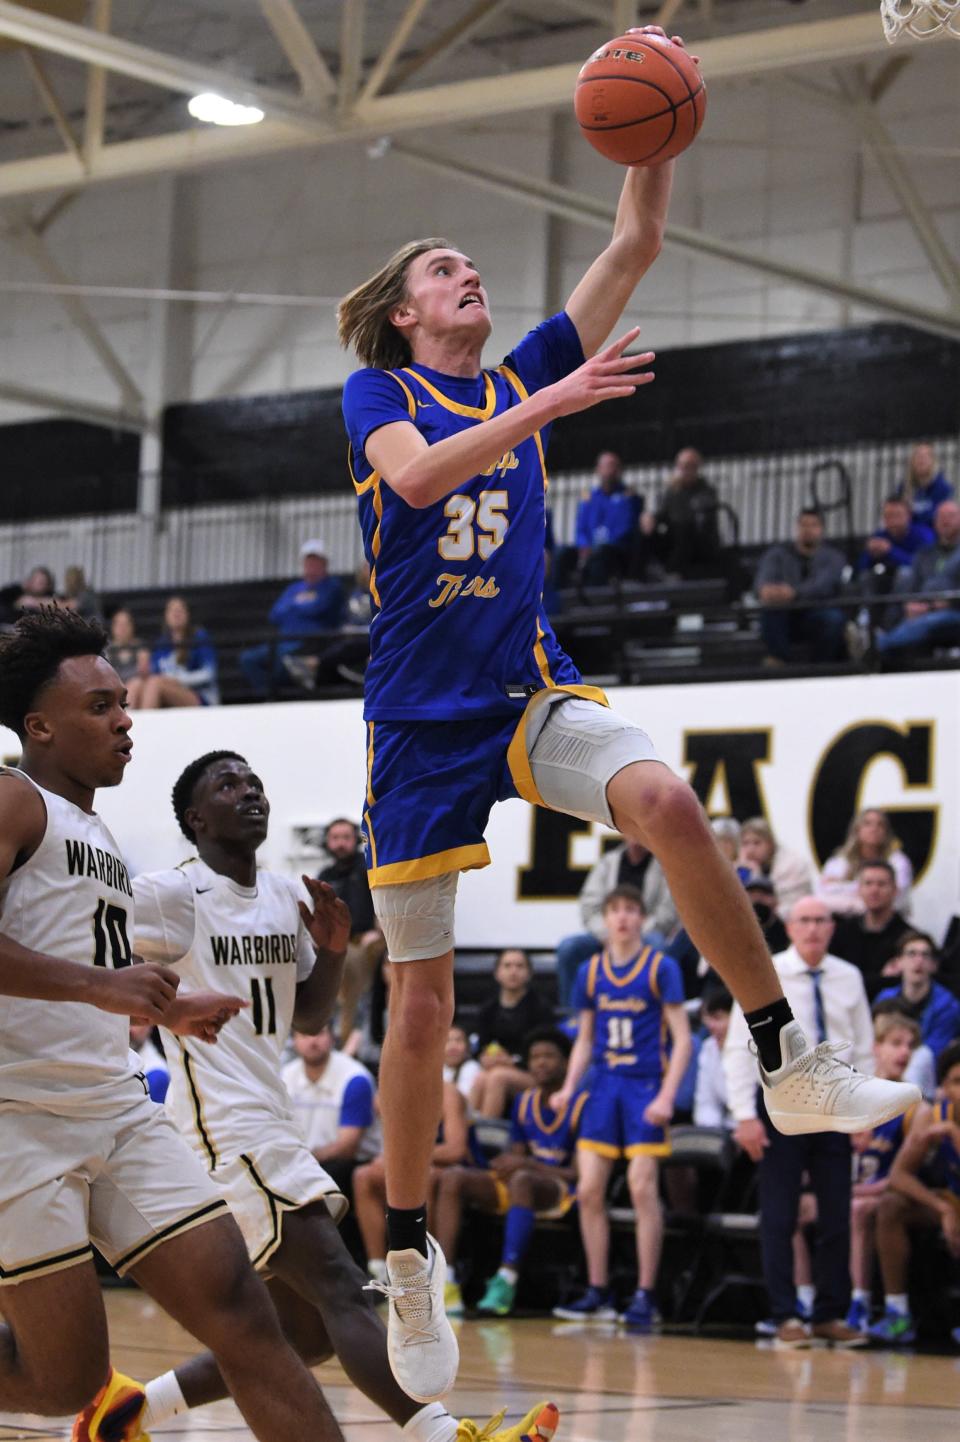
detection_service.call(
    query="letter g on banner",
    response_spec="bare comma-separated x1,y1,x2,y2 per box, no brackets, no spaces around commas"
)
809,722,937,881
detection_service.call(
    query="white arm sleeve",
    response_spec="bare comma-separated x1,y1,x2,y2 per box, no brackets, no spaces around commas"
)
133,870,196,965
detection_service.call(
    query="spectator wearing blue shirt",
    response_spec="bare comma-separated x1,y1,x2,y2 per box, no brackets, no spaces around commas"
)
283,1020,381,1197
859,496,934,576
561,451,644,586
897,441,954,528
240,539,344,696
871,501,960,659
874,931,960,1059
126,594,220,708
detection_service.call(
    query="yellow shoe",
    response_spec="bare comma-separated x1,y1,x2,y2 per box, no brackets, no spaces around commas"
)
456,1400,559,1442
445,1279,465,1316
72,1369,149,1442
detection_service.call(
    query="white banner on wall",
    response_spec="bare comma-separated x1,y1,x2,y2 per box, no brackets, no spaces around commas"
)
1,671,957,948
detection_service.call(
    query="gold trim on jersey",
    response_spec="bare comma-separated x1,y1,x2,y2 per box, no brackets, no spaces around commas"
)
363,808,379,872
506,683,610,809
497,364,548,490
113,1199,228,1275
400,366,497,420
368,841,490,888
180,1045,219,1170
0,1241,93,1286
601,945,653,991
366,722,376,808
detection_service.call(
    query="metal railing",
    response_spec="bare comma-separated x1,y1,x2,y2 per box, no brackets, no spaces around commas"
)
0,433,956,592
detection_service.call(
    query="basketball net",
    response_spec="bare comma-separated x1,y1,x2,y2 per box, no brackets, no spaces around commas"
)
880,0,960,41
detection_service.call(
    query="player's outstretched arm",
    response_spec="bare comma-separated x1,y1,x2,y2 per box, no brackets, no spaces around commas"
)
565,26,688,357
293,876,350,1031
367,328,655,510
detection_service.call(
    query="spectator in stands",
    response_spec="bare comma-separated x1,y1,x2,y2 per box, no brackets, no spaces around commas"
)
282,1021,381,1197
470,949,553,1118
552,886,691,1330
743,871,789,955
755,508,847,667
869,1039,960,1345
126,594,219,708
874,932,960,1059
569,450,643,586
554,839,679,1007
845,1011,921,1333
711,816,741,865
436,1027,584,1318
59,564,101,620
315,818,384,1045
693,987,734,1129
14,565,56,613
739,817,813,918
831,861,911,1000
129,1021,169,1104
239,539,345,697
444,1019,481,1100
857,496,934,587
897,441,954,528
343,958,391,1072
724,895,874,1347
817,807,913,918
353,1080,470,1287
866,499,960,661
640,446,720,578
104,606,145,684
285,561,372,691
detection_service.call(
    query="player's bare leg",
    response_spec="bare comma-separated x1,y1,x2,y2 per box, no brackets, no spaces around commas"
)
627,1155,663,1291
607,762,918,1133
372,950,460,1402
129,1215,345,1442
577,1151,613,1289
0,1263,110,1414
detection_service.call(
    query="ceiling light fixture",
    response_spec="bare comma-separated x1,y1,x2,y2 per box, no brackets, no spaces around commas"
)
188,93,265,127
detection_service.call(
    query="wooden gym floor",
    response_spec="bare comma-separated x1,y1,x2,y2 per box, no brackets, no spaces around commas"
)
2,1290,959,1441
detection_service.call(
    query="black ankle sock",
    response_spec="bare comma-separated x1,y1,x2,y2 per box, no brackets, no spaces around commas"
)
386,1204,429,1259
744,997,796,1072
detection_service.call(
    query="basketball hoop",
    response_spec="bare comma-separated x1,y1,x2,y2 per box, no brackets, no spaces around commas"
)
880,0,960,42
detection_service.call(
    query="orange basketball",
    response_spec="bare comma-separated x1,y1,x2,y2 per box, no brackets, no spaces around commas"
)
575,33,706,167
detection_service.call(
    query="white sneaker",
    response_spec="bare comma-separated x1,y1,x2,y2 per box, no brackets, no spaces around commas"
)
760,1022,921,1136
366,1235,459,1404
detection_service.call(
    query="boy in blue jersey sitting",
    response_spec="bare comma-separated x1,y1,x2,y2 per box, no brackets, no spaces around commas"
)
551,886,691,1331
432,1027,586,1319
870,1039,960,1344
846,1011,921,1332
334,27,916,1402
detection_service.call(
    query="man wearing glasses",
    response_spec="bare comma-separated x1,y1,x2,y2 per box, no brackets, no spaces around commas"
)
875,932,960,1059
723,897,875,1347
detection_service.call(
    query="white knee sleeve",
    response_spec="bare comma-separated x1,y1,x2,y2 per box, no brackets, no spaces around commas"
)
371,872,459,962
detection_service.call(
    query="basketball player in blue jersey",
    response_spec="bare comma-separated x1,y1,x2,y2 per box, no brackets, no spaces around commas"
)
870,1039,960,1345
432,1027,587,1318
336,23,917,1401
846,1011,920,1333
549,886,689,1329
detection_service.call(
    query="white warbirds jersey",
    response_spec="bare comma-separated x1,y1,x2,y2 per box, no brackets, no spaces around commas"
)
0,768,142,1116
133,857,317,1168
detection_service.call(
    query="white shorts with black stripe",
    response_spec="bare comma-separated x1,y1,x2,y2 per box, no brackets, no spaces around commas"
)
0,1094,227,1286
204,1131,347,1272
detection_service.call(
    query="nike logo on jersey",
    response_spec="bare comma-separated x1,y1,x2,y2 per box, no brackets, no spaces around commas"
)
197,887,214,894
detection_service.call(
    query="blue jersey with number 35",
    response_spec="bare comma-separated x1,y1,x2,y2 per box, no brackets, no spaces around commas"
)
341,313,585,722
573,946,685,1081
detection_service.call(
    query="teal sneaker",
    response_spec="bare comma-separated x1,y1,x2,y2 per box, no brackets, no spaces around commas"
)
476,1273,517,1317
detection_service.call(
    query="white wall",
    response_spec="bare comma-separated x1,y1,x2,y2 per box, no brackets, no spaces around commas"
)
2,671,955,949
1,41,957,425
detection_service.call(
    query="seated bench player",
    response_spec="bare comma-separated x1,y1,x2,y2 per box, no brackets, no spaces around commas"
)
433,1027,587,1317
869,1039,960,1346
551,885,692,1331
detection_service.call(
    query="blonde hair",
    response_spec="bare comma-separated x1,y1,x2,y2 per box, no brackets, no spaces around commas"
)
873,1011,921,1047
837,807,899,876
337,237,453,371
